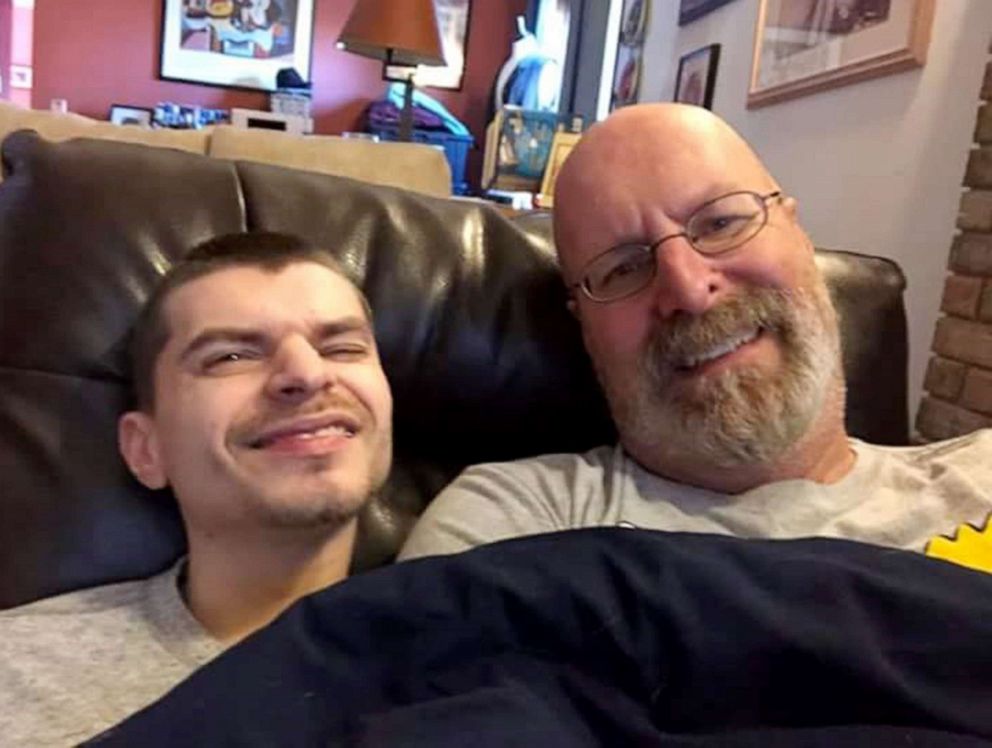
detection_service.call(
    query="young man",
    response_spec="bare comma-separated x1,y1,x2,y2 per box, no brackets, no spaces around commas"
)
0,232,393,745
401,104,992,568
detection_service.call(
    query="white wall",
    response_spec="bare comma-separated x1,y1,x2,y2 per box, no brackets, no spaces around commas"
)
638,0,992,419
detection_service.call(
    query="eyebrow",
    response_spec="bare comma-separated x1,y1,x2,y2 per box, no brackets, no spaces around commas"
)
178,317,373,364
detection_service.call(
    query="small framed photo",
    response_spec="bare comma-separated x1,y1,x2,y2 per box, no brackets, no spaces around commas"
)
9,64,32,89
674,44,721,110
538,131,582,208
109,105,154,127
679,0,737,26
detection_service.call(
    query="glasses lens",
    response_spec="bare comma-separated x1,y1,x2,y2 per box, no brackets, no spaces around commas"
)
688,192,767,254
585,243,655,300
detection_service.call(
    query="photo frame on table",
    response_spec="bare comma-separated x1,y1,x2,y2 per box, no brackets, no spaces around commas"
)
748,0,934,109
109,105,154,127
678,0,737,26
384,0,472,90
674,44,721,110
537,131,582,209
159,0,315,92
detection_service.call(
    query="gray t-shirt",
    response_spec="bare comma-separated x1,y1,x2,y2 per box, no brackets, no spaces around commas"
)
0,561,225,747
400,431,992,565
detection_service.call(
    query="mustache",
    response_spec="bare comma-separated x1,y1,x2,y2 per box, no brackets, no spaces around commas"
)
233,393,367,442
645,288,797,373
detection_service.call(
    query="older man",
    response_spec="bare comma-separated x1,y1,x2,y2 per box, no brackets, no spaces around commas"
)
401,104,991,564
0,232,393,745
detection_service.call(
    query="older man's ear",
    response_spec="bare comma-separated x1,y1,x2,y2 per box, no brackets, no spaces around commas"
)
567,296,578,318
118,412,168,490
782,195,799,221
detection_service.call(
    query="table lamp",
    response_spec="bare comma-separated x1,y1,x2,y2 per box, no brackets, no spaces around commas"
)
337,0,446,141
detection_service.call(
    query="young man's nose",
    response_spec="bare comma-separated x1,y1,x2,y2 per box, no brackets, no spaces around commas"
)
266,337,332,400
650,237,722,319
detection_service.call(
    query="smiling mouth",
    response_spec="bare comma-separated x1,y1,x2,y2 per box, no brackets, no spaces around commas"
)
675,327,763,373
249,421,357,450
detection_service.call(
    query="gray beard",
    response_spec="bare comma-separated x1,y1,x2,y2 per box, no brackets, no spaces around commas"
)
601,283,840,471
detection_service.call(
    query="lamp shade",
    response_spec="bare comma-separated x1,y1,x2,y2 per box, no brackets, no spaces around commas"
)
337,0,446,67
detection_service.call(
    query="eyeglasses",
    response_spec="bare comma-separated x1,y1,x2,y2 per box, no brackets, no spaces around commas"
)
570,190,783,303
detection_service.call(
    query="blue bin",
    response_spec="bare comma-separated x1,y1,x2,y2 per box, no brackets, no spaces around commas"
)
370,125,475,196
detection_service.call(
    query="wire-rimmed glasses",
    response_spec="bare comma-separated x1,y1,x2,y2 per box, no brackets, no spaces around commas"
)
570,190,783,303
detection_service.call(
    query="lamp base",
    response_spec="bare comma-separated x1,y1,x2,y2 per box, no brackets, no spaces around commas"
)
398,77,415,142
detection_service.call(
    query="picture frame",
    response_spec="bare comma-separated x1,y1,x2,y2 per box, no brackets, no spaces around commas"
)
8,64,32,90
109,105,154,127
748,0,934,109
674,44,721,110
611,44,642,111
538,131,582,208
678,0,737,26
159,0,315,92
620,0,649,45
383,0,472,90
489,107,574,192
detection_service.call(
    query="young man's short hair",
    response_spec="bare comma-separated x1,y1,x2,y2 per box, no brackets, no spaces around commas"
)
128,232,370,411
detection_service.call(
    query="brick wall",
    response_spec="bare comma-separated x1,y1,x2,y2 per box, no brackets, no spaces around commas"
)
916,51,992,440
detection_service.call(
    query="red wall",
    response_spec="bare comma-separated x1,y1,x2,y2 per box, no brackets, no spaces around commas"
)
31,0,527,187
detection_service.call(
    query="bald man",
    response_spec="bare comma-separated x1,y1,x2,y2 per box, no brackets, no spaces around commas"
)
400,104,992,569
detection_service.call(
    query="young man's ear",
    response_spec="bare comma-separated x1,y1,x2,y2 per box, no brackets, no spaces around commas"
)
566,296,578,318
118,411,168,490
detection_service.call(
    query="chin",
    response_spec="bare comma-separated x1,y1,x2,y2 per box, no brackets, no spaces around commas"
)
250,480,373,530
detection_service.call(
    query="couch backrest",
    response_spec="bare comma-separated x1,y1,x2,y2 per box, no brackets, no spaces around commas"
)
0,103,451,197
0,132,908,609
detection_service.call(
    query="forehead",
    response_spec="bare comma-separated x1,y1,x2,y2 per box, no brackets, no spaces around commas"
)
162,263,367,341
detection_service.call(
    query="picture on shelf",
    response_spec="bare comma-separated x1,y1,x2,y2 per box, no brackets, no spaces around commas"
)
109,105,154,127
160,0,315,91
487,107,582,193
538,131,582,208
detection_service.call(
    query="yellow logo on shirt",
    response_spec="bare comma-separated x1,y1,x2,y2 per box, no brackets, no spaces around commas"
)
925,513,992,574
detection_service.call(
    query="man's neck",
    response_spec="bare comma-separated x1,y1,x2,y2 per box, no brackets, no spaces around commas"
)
183,520,356,644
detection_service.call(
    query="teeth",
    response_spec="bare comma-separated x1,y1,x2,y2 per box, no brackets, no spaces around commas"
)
255,423,355,448
293,425,354,440
683,328,759,369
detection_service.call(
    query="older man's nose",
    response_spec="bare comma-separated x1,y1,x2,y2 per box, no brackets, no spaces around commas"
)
266,337,332,401
651,238,721,319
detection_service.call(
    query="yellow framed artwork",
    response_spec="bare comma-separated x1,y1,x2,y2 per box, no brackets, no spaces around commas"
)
537,132,582,208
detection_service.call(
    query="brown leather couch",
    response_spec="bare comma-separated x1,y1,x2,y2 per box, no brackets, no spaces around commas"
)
0,131,909,610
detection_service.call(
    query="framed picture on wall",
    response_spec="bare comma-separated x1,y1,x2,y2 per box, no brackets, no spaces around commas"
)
674,44,720,109
159,0,315,92
384,0,472,90
678,0,737,26
748,0,935,109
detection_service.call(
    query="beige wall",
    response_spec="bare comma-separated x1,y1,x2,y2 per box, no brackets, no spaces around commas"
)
638,0,992,418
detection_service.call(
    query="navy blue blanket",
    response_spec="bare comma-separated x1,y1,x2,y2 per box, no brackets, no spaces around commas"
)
89,530,992,746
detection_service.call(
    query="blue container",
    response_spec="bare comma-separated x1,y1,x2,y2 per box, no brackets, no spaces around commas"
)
370,125,475,196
